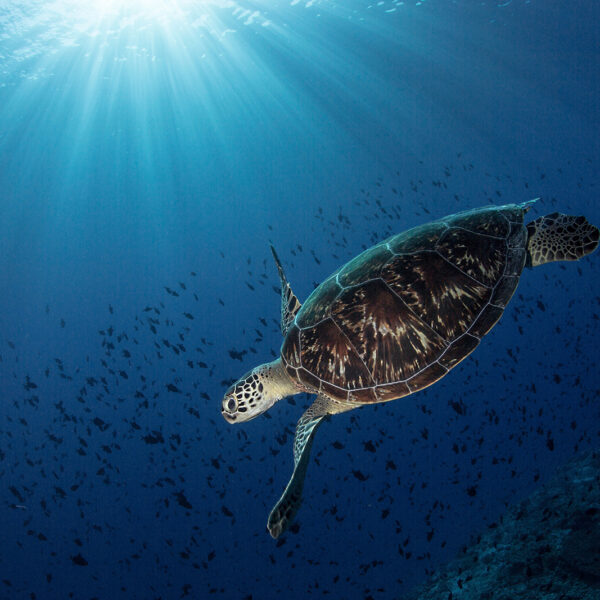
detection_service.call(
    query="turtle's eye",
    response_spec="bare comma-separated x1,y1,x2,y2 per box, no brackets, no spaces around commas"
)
226,397,237,412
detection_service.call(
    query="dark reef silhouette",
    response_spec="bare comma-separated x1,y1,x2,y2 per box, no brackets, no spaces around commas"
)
403,450,600,600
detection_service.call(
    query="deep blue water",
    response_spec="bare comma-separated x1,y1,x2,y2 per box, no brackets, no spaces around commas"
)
0,1,598,598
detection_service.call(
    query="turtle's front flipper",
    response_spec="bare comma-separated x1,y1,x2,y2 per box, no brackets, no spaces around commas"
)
270,245,302,336
526,213,599,267
267,396,331,538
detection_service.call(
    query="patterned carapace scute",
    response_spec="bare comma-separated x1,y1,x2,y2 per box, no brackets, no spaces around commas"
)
281,204,529,404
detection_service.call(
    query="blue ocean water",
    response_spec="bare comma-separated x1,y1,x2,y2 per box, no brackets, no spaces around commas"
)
0,0,598,598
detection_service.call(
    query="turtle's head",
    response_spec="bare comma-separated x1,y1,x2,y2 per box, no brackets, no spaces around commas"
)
221,358,297,424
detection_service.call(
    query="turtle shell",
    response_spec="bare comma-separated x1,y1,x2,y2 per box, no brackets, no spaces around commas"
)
280,203,530,404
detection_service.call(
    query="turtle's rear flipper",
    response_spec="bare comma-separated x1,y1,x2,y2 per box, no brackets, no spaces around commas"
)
526,213,599,268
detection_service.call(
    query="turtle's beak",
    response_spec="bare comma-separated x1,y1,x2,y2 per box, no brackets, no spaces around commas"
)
222,409,237,424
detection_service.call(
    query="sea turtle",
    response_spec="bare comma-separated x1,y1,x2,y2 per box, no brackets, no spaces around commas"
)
221,200,599,538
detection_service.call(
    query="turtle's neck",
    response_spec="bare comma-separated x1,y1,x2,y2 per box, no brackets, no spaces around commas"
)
258,358,300,400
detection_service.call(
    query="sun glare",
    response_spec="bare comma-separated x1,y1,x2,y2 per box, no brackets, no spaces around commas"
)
0,0,273,55
79,0,214,22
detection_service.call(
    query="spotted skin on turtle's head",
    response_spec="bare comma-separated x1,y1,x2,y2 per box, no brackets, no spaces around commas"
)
221,358,299,424
221,369,265,423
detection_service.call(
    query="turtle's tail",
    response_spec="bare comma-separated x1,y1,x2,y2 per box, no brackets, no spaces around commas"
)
526,212,599,268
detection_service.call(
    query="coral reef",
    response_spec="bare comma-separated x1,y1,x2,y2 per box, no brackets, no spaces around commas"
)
404,451,600,600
